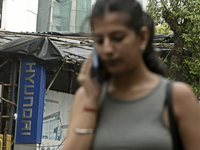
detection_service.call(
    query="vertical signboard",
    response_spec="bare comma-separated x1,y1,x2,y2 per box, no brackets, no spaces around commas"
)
16,57,46,143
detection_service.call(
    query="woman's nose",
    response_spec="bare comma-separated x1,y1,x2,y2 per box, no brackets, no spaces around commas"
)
103,38,114,54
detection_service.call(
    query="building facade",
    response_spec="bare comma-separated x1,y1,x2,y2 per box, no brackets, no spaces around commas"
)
1,0,38,32
37,0,92,33
0,0,146,33
0,0,92,33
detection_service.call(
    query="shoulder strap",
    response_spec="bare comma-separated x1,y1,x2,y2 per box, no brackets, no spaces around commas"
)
166,81,184,150
98,82,108,107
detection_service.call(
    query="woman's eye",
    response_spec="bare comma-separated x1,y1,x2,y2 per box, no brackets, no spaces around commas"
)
96,39,104,45
112,37,124,42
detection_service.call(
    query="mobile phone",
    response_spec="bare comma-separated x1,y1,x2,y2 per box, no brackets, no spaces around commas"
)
92,48,103,84
92,48,111,84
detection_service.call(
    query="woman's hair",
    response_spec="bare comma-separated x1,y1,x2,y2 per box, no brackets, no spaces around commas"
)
142,12,166,76
90,0,166,76
90,0,143,35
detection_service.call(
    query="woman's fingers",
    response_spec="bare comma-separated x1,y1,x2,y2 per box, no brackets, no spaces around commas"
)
77,54,93,85
87,55,93,76
83,55,92,75
77,53,102,99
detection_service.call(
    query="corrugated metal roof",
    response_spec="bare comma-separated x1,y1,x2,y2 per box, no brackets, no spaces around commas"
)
0,30,173,66
0,30,93,65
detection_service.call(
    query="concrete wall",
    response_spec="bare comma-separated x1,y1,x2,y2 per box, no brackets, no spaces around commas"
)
1,0,38,32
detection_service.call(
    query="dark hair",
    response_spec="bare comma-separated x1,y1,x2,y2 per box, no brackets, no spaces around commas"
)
90,0,166,76
90,0,143,35
142,12,166,76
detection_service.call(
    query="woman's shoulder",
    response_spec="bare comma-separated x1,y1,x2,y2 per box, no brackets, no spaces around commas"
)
159,76,194,97
173,81,192,92
171,81,199,118
170,81,200,150
159,75,198,108
172,81,196,103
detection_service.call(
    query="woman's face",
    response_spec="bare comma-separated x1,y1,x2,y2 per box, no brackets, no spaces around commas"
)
93,13,145,76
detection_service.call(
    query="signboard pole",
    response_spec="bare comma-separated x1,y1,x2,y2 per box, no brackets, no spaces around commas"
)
0,83,3,134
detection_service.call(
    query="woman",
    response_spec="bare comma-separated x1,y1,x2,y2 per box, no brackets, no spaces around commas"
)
62,0,200,149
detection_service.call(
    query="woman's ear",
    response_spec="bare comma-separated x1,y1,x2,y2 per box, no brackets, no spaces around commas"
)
140,26,149,48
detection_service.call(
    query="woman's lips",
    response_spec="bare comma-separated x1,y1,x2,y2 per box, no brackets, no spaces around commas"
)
104,59,120,67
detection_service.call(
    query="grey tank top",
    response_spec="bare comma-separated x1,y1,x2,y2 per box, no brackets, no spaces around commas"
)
91,76,173,150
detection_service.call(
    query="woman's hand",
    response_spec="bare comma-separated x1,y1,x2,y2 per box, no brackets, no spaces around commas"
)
77,54,102,102
62,54,100,150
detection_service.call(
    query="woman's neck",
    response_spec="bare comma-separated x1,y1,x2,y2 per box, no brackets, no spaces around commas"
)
108,62,160,99
111,63,153,85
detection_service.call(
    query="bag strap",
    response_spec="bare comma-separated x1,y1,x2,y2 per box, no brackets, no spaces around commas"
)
165,81,184,150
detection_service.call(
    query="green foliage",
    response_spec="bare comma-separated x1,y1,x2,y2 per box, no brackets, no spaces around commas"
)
182,57,200,94
147,0,200,95
159,56,168,69
171,62,181,72
155,21,173,35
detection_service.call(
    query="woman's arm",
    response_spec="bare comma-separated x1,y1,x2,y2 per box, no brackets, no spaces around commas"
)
173,82,200,150
61,87,98,150
62,55,101,150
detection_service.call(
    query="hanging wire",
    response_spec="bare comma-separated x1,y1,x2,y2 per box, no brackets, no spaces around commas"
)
161,36,181,65
56,138,66,150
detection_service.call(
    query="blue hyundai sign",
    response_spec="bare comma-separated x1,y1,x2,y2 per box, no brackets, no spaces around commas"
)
16,57,46,143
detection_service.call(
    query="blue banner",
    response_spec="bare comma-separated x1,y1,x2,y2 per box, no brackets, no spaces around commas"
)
16,57,46,143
